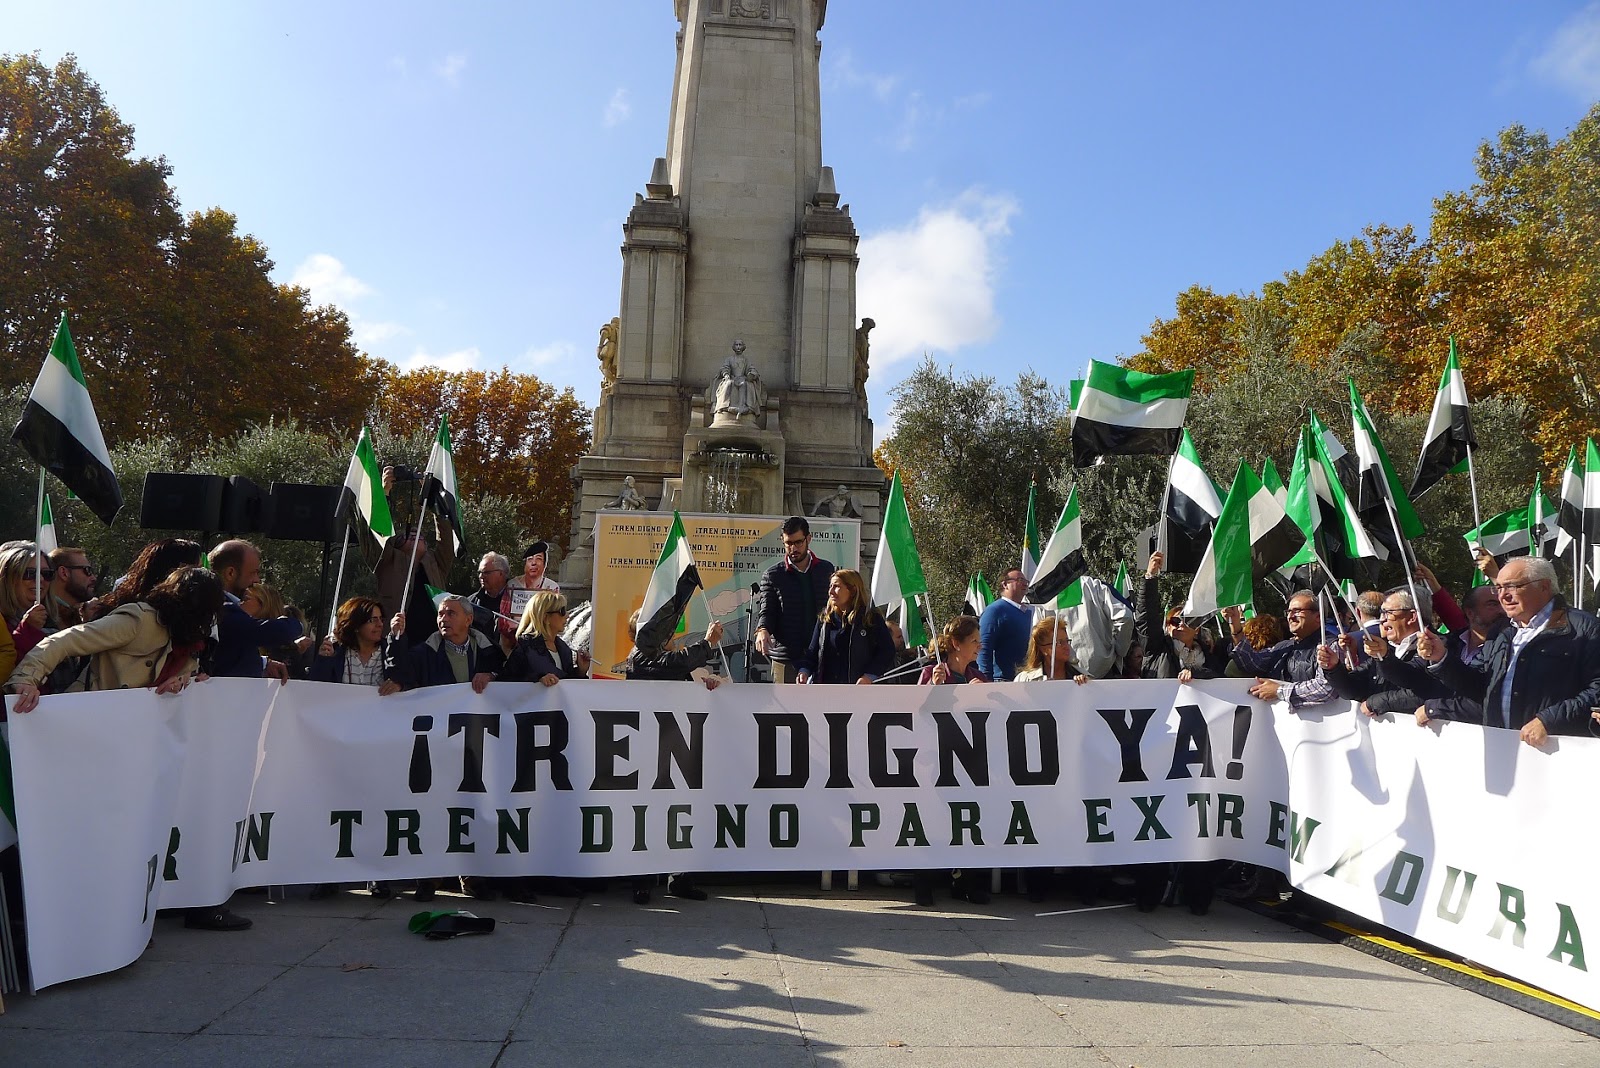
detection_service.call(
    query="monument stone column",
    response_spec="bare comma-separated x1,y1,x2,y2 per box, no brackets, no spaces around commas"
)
565,0,886,597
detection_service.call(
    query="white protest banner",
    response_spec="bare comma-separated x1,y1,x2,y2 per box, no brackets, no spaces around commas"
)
6,678,1597,1011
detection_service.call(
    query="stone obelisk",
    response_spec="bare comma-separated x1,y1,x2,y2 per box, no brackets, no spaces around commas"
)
564,0,885,594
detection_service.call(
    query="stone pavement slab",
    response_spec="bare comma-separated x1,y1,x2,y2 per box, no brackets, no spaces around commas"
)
0,884,1594,1068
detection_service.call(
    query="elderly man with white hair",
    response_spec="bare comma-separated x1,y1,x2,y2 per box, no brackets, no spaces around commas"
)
1417,556,1600,746
1318,588,1451,717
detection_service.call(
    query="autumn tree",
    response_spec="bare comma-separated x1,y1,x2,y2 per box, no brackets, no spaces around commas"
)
0,53,376,451
373,365,591,552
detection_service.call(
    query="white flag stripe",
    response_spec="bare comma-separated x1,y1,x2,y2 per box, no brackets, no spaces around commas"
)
1074,388,1189,429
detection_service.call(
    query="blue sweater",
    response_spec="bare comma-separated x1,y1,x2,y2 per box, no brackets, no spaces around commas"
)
977,599,1032,681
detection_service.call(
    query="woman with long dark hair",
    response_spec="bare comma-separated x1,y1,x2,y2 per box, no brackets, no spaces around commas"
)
310,596,397,693
798,569,894,685
101,539,205,611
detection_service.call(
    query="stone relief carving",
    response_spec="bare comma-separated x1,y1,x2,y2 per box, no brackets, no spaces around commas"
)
706,339,766,427
854,317,874,401
597,316,619,392
729,0,771,18
812,484,860,519
610,475,648,511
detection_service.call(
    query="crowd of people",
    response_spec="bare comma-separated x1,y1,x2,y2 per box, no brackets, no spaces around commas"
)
4,503,1598,928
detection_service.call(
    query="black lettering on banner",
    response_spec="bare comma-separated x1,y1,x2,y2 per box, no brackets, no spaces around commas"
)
330,811,361,858
770,803,799,847
1380,850,1425,906
447,807,476,853
409,715,433,793
1007,710,1060,786
143,854,158,923
1083,798,1113,843
1288,810,1320,863
1186,793,1212,838
580,806,613,853
592,710,640,790
385,810,422,857
949,801,983,846
1490,883,1528,948
163,825,182,880
233,812,272,867
667,804,694,848
653,712,707,790
1549,904,1588,972
448,713,500,792
512,711,572,791
715,804,747,848
1266,801,1289,848
932,711,990,787
1131,795,1171,841
824,713,853,788
1225,705,1252,780
632,804,648,851
754,714,809,788
1166,705,1215,779
1436,866,1476,923
896,803,929,847
850,803,880,847
1004,800,1038,845
497,808,531,854
868,713,918,787
1096,708,1155,782
1215,793,1245,839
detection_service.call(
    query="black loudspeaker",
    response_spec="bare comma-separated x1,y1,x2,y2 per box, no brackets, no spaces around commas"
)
140,473,225,531
266,482,340,542
219,475,269,533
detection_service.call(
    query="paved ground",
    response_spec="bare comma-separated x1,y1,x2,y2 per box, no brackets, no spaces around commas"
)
2,882,1596,1068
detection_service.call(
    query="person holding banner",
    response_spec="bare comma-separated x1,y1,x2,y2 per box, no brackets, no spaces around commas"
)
499,592,590,684
1012,617,1091,684
1318,590,1450,718
1223,594,1338,709
310,597,398,693
797,569,894,685
1138,552,1214,683
383,594,504,695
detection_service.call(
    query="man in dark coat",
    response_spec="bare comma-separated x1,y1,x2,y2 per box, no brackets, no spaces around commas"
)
755,516,834,683
1319,589,1450,716
206,539,303,682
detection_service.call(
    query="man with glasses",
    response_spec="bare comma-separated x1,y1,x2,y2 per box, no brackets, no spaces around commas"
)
44,547,96,630
1223,591,1337,709
470,551,516,652
1416,556,1600,744
755,516,835,683
977,567,1034,682
1319,589,1449,716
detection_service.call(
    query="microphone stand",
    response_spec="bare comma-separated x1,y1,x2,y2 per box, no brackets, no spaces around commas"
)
743,582,760,683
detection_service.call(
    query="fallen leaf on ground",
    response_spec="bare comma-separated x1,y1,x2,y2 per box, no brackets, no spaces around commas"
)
341,961,376,972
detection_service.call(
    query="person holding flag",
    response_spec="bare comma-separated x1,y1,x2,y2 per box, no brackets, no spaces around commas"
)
1138,552,1214,682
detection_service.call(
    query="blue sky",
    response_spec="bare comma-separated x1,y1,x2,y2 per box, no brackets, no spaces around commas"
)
9,2,1600,430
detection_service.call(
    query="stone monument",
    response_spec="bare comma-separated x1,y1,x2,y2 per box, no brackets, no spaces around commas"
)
564,0,885,596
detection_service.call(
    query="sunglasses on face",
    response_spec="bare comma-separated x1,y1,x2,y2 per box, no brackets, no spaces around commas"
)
23,568,55,582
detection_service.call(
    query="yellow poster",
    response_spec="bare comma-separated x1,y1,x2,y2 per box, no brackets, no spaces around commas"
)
589,512,861,679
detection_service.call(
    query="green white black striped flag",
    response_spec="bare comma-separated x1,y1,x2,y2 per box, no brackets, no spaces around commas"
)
37,493,58,555
1021,482,1041,580
1025,487,1087,606
963,573,994,617
423,415,464,555
11,313,123,524
1184,461,1305,615
336,427,396,549
636,511,703,652
1411,338,1477,499
1350,380,1424,553
1071,360,1194,467
871,471,929,610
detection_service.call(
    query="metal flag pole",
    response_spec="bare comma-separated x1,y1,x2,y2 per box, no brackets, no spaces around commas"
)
1379,491,1424,624
695,586,732,680
1464,440,1484,535
326,523,353,636
34,468,45,607
397,501,432,623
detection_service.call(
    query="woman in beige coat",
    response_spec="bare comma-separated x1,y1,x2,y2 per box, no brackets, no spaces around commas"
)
7,566,224,713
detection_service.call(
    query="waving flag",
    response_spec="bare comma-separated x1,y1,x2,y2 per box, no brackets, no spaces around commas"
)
1350,380,1424,554
1184,462,1305,615
422,415,465,555
11,313,123,524
635,511,703,652
1025,487,1088,606
963,574,994,617
336,427,396,550
37,493,59,556
871,472,929,612
1071,360,1194,466
1411,338,1477,498
1555,445,1582,558
1021,482,1041,581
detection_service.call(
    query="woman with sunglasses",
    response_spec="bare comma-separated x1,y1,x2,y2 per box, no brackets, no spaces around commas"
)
1138,551,1216,683
498,591,591,685
0,541,51,664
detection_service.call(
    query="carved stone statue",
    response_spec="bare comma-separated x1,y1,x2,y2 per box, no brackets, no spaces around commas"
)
611,475,648,511
597,316,619,392
707,339,766,427
813,483,859,518
854,317,874,400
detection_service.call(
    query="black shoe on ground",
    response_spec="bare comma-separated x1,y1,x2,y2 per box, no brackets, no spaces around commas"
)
667,875,708,901
367,881,393,899
632,885,652,905
184,907,252,932
414,880,437,902
461,877,499,901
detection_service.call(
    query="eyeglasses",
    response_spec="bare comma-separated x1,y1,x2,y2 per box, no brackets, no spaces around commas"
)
1284,608,1318,617
1489,581,1537,594
1380,608,1414,618
782,537,808,548
22,568,55,582
58,563,96,575
476,568,505,576
548,608,568,617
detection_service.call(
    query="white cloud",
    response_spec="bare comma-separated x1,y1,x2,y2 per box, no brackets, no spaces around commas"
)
826,49,901,101
289,253,372,305
892,91,926,152
1532,4,1600,98
399,347,482,374
856,190,1019,367
522,341,577,369
604,87,631,127
435,52,467,87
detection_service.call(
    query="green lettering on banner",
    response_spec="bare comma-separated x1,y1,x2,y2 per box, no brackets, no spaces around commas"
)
770,803,799,848
1215,793,1245,840
1489,883,1528,948
384,810,421,857
330,811,361,859
896,803,930,847
1325,841,1364,885
1379,851,1425,906
1004,801,1038,845
714,804,746,848
447,807,476,854
235,812,273,865
1288,811,1320,863
949,802,983,846
1549,904,1588,972
849,803,880,847
579,806,613,853
1186,793,1211,839
1083,799,1113,843
143,855,157,923
163,826,182,879
1131,795,1171,841
497,808,531,854
667,804,693,849
1436,866,1476,923
1266,801,1288,848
